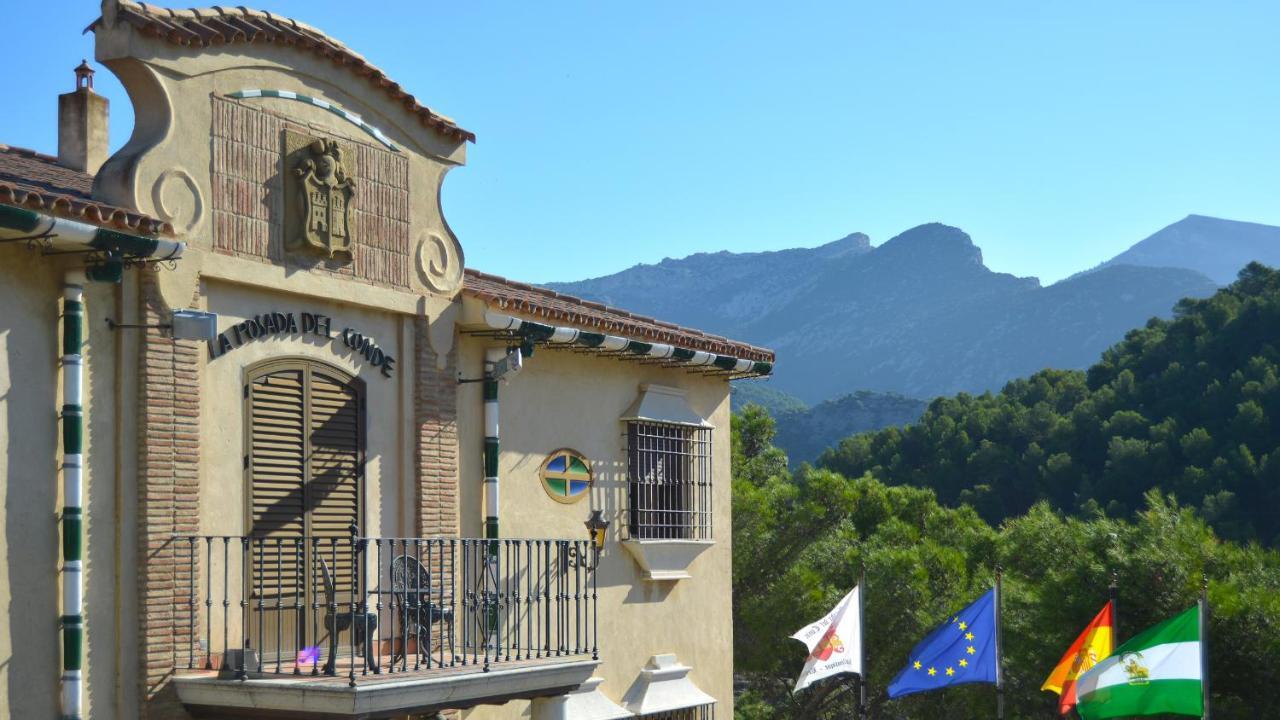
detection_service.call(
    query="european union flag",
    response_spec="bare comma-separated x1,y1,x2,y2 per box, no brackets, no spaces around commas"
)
887,588,999,698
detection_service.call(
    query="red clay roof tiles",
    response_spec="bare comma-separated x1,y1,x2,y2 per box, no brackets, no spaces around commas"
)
93,2,475,144
462,268,776,363
0,145,172,235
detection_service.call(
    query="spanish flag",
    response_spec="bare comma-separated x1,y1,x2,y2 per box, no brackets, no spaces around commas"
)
1042,601,1114,715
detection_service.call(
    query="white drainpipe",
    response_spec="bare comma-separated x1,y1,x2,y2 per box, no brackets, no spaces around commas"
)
483,348,504,540
61,270,86,720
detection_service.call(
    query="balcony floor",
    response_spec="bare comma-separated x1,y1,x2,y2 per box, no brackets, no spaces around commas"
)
173,653,599,719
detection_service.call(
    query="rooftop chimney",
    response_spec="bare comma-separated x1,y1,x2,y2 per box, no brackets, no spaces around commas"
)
58,60,109,174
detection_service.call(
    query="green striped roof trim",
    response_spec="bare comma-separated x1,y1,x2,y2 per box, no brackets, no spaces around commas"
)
712,355,739,371
483,310,772,377
519,320,558,342
0,204,185,261
90,227,161,258
0,204,40,233
228,90,399,151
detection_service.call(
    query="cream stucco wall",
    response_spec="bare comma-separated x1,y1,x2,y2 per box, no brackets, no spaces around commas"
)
0,248,140,719
199,280,416,539
456,336,736,720
0,248,64,718
93,16,468,300
197,279,421,652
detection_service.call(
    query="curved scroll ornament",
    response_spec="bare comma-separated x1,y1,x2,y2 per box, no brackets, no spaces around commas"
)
150,167,204,235
416,232,463,294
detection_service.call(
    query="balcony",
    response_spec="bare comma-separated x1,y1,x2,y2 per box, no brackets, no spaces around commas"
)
170,535,601,719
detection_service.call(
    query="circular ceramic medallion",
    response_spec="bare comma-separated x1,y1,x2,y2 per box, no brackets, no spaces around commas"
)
540,449,592,504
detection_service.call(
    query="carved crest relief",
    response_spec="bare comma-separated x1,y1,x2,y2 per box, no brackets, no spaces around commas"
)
285,131,355,261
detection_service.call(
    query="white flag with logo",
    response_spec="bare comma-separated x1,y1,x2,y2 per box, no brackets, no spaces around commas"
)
790,585,863,693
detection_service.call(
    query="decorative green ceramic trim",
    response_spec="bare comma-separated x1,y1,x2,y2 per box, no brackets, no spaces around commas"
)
482,310,772,377
0,204,40,232
62,512,82,560
227,89,399,151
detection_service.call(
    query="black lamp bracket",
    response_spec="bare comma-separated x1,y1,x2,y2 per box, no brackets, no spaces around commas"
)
105,318,172,331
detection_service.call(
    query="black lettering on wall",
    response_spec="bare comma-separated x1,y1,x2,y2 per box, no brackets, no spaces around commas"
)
206,309,395,378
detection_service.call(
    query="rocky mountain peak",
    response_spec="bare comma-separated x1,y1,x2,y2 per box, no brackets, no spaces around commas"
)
873,223,984,268
819,232,872,258
1095,215,1280,285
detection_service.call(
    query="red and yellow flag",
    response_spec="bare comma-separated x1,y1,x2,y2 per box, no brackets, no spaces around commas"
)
1042,601,1114,715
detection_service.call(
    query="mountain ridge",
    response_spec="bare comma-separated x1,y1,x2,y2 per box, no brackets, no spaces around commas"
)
550,220,1221,402
1080,214,1280,285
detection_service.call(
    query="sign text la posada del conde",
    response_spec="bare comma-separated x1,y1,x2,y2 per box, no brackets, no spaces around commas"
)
207,310,397,378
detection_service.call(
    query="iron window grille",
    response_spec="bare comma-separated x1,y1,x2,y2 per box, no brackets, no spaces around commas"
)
625,420,713,540
637,704,716,720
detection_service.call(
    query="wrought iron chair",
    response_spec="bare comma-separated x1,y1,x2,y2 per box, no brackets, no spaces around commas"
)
318,556,378,675
389,554,454,665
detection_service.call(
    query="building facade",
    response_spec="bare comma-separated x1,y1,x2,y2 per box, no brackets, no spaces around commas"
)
0,2,773,719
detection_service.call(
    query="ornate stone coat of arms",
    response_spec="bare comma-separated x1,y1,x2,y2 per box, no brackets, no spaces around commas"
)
290,138,355,259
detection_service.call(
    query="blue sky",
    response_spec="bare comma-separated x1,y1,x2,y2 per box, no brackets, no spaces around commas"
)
5,1,1279,284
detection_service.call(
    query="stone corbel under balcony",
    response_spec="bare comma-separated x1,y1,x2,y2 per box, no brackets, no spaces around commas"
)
621,539,714,581
531,676,631,720
621,654,716,715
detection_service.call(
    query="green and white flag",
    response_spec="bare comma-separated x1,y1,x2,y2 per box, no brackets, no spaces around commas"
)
1076,605,1203,719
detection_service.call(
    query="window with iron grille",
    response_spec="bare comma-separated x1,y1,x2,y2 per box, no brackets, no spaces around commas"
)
626,420,713,540
637,704,716,720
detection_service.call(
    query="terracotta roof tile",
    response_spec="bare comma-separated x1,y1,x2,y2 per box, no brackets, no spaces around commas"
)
93,2,475,144
0,145,172,235
462,268,776,363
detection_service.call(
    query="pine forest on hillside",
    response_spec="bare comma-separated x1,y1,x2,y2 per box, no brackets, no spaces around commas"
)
818,263,1280,545
731,407,1280,720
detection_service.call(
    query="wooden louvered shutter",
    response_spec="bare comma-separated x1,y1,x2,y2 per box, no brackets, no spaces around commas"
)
247,361,363,602
249,367,307,599
307,368,362,591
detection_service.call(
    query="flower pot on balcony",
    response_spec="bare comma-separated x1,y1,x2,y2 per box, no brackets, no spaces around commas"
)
217,648,259,679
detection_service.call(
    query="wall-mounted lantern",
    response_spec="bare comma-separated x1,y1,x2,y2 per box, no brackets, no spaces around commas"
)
107,308,218,341
567,510,611,571
585,509,610,552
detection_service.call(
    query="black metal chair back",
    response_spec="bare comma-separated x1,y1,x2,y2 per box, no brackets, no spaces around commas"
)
389,554,452,665
316,555,377,674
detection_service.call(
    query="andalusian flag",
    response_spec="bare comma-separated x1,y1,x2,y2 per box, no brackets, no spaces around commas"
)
1075,605,1204,719
1042,601,1114,714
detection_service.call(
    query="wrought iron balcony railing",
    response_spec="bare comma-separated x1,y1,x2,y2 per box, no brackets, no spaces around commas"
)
174,533,600,687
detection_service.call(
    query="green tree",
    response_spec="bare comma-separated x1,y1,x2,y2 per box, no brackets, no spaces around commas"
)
817,263,1280,545
734,409,1280,719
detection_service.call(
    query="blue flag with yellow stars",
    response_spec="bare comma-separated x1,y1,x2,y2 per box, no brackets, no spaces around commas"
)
887,589,998,698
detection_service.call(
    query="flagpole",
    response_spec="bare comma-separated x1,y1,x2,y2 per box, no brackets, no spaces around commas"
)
1109,570,1122,720
1110,570,1119,642
1201,574,1211,720
995,565,1005,720
858,563,867,720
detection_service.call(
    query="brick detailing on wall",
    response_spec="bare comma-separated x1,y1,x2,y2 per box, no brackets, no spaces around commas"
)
136,272,201,719
210,95,412,289
414,317,458,538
